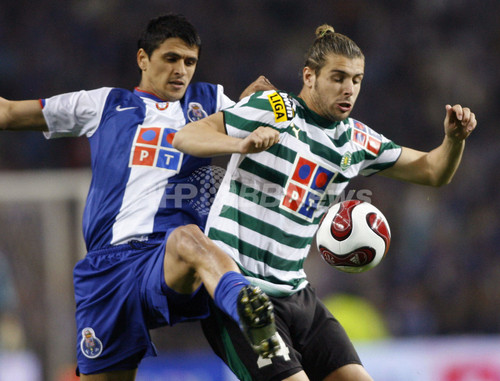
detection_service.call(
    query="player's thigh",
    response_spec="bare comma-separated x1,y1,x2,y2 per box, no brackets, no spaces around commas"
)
283,370,310,380
75,243,162,374
323,364,373,381
297,295,364,380
80,368,137,381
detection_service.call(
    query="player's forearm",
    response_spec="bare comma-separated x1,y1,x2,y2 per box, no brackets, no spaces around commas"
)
174,118,242,157
0,99,47,131
174,131,244,157
425,135,465,186
381,137,465,187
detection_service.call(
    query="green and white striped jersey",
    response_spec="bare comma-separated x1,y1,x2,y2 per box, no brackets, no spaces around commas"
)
206,90,401,296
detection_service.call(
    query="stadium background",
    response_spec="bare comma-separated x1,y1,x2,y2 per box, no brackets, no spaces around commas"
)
0,0,499,380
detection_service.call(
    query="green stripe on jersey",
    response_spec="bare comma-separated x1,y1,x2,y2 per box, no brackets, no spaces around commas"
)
209,228,306,274
349,140,400,166
225,112,273,132
242,94,274,111
239,265,306,289
239,157,288,186
220,206,311,249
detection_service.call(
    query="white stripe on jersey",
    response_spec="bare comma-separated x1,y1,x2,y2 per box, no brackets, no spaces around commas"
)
111,100,186,244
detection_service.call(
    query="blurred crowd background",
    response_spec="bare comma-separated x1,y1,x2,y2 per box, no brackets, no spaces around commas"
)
0,0,499,379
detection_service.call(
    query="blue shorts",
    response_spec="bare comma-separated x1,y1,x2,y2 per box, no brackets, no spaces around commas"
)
74,232,210,375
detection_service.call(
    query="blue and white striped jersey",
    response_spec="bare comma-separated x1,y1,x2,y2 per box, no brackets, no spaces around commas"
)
42,83,233,251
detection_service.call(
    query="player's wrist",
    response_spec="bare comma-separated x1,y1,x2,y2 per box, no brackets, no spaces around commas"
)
443,133,466,147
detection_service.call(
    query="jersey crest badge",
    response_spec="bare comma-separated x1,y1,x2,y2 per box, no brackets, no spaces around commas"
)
80,327,103,359
187,102,208,122
340,152,352,170
280,156,337,221
268,91,295,123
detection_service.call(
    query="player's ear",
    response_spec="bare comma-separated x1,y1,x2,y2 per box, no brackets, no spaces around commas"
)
137,48,149,72
303,66,315,88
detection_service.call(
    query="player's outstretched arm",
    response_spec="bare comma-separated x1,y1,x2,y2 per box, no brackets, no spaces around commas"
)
381,104,477,187
173,112,279,157
0,97,48,131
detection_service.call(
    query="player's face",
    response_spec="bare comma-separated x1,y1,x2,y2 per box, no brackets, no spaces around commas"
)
305,54,364,121
137,37,199,101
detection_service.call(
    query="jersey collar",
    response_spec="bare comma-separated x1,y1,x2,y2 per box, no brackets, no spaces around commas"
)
133,87,169,103
292,94,343,129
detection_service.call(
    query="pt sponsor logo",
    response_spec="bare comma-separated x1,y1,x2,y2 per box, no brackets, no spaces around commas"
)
130,126,182,172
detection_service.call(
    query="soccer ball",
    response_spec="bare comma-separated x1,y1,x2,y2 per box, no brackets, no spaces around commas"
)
316,200,391,273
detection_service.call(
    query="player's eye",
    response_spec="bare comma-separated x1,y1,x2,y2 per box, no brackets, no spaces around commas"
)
353,76,363,85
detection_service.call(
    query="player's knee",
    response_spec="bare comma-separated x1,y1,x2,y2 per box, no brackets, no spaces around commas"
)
167,224,208,264
324,364,373,381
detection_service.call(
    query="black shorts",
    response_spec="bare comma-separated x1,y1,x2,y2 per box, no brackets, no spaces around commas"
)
201,284,362,381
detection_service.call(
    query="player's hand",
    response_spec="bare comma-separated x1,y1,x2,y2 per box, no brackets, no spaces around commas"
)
238,126,280,154
239,76,277,100
444,104,477,142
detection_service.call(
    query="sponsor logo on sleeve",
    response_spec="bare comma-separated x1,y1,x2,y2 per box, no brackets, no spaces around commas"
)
351,121,382,155
267,92,295,123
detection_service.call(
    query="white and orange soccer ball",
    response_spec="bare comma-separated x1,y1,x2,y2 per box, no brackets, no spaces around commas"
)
316,200,391,273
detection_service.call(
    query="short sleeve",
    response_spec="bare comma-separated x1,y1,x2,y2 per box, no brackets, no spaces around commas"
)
216,84,235,111
42,87,113,139
223,90,295,139
347,119,402,176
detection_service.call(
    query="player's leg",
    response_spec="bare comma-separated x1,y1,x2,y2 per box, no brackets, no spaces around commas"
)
298,288,373,381
163,224,279,357
75,239,169,378
278,363,372,381
80,368,137,381
282,370,310,380
163,224,239,296
322,364,373,381
201,293,309,381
